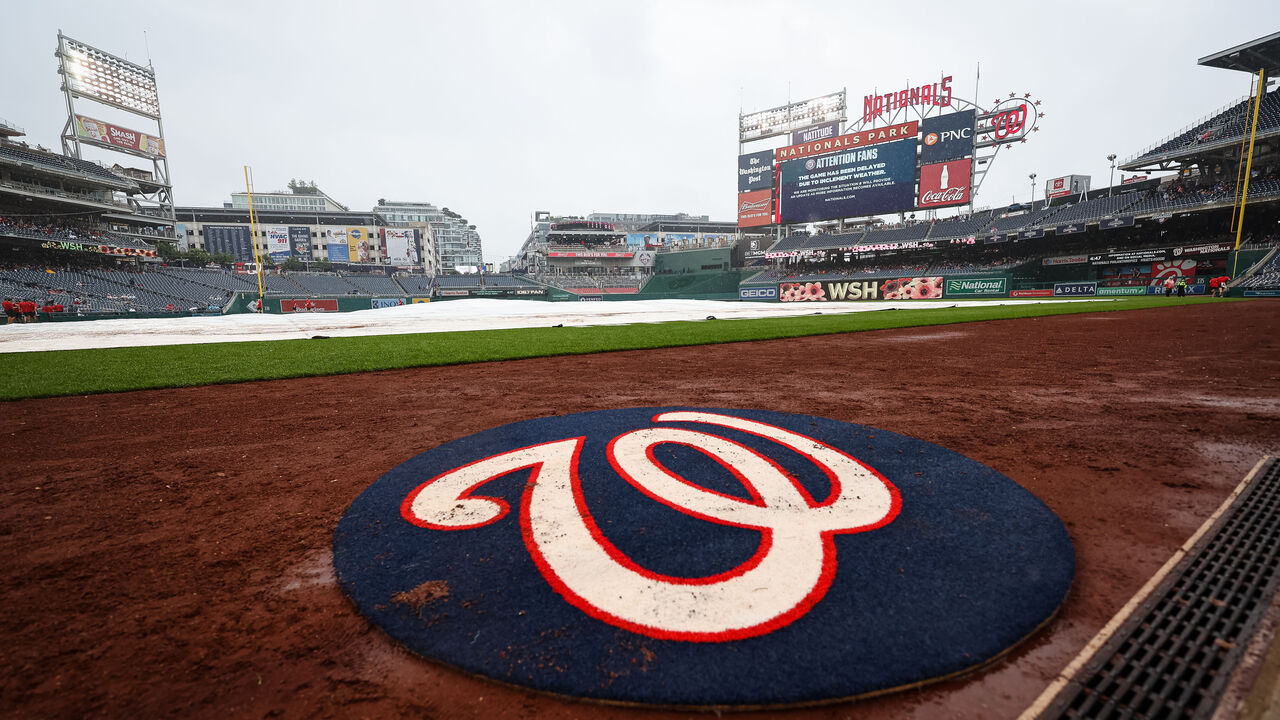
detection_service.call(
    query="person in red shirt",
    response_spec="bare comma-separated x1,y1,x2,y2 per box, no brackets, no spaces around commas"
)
52,303,64,313
2,298,15,324
18,300,37,323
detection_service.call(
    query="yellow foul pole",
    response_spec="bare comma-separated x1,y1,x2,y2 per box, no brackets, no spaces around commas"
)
1229,76,1260,233
1232,69,1265,279
243,166,265,306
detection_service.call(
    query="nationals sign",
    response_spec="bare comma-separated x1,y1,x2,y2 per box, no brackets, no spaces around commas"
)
333,408,1074,706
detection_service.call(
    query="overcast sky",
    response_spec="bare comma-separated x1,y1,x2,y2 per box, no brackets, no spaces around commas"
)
4,1,1278,262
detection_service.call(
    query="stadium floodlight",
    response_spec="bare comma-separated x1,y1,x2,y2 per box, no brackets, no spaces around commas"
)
740,91,846,143
57,33,160,119
1107,154,1117,196
1029,173,1037,204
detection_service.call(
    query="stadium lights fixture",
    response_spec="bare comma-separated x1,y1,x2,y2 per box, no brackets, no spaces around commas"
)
57,35,160,118
1107,154,1117,196
1029,173,1037,204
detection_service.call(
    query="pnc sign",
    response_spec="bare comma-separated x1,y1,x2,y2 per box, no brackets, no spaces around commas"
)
333,408,1074,706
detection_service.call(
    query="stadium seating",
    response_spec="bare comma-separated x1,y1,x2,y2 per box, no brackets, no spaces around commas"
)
395,275,435,295
926,210,996,239
1040,194,1143,224
0,143,133,186
1236,250,1280,289
339,273,402,295
1126,88,1280,166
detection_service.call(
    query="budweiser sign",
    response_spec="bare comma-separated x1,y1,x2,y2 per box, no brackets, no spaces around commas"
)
918,159,972,209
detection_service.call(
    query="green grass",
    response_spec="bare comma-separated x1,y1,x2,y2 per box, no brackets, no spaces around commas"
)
0,296,1232,400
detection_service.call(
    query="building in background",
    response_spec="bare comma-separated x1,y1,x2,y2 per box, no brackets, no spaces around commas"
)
372,200,482,272
230,180,348,213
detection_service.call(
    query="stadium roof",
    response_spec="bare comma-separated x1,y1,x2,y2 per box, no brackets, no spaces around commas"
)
1198,31,1280,76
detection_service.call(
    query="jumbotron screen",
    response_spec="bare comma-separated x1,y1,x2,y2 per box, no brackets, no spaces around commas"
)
777,138,917,224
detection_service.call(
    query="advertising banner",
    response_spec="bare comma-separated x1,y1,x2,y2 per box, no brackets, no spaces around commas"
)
175,223,189,252
739,286,778,301
775,122,917,162
664,232,696,247
1174,242,1234,256
289,226,312,260
779,138,917,223
203,225,253,261
1020,229,1046,239
944,277,1008,296
1055,223,1086,235
1011,288,1054,297
383,228,415,264
1099,216,1135,231
918,158,972,209
1053,282,1097,297
73,114,165,158
281,299,339,312
264,226,290,261
1090,248,1169,265
626,232,659,246
1146,284,1205,295
1046,175,1089,199
778,277,943,302
1097,286,1147,296
347,227,371,263
325,228,349,262
1151,259,1197,279
547,251,634,258
738,149,776,193
919,110,975,163
738,189,773,227
371,298,406,309
1042,255,1089,266
789,120,842,146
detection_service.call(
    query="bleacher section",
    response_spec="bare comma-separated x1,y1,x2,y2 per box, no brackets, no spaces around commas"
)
0,143,135,188
1236,249,1280,289
1039,194,1142,224
1125,87,1280,167
341,274,402,295
395,275,435,295
927,210,996,239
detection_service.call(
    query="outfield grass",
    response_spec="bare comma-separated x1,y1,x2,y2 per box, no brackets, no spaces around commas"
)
0,297,1230,400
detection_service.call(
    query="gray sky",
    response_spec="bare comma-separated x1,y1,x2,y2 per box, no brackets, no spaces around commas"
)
4,1,1278,262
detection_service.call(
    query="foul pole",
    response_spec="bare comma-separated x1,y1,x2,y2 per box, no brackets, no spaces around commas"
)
243,166,265,306
1232,68,1265,278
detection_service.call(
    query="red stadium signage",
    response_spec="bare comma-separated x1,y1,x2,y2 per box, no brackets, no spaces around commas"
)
918,159,972,209
774,122,918,162
547,251,634,258
281,299,338,312
738,189,774,228
73,114,165,158
863,76,953,124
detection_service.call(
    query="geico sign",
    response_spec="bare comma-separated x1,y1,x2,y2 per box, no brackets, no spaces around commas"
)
739,287,777,299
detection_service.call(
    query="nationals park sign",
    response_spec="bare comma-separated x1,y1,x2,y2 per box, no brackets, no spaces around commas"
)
333,408,1074,707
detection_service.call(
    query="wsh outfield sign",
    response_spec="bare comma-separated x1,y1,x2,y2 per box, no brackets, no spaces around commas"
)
334,408,1074,707
944,277,1007,297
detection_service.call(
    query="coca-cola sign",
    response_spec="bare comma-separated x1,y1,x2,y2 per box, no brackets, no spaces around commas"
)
917,159,972,209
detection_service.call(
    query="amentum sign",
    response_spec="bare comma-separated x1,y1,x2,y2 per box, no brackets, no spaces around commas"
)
944,277,1007,297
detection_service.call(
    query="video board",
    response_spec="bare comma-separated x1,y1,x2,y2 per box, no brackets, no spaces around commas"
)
778,138,917,223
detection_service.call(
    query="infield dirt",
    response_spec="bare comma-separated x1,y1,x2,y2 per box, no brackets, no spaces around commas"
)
2,300,1277,719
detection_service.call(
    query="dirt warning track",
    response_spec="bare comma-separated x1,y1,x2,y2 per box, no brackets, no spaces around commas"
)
1,301,1277,720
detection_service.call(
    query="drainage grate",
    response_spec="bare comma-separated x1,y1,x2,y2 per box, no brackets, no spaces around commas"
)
1041,456,1280,720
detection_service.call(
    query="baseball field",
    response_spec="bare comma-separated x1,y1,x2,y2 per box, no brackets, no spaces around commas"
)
2,297,1277,718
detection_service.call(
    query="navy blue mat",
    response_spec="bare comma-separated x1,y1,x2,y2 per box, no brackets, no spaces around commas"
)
333,408,1074,707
